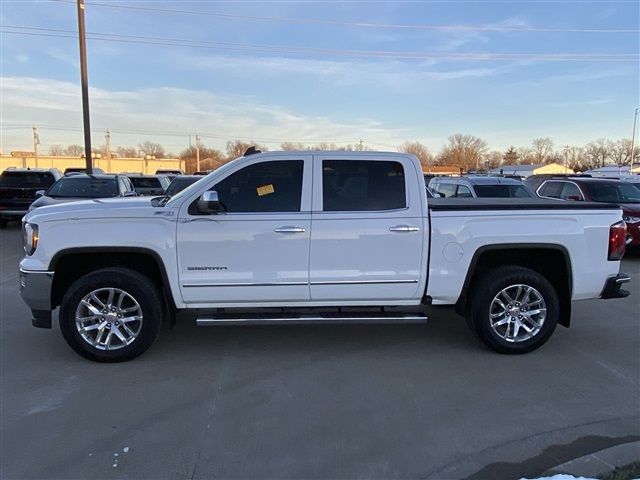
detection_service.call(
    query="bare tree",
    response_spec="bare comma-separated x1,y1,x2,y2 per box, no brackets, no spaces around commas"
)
485,151,503,169
562,146,586,171
437,134,488,171
531,137,554,164
180,144,225,173
226,140,268,159
48,145,65,156
138,141,166,159
116,146,139,158
516,147,535,165
610,138,634,165
280,142,308,151
64,144,84,156
584,138,612,169
398,141,432,168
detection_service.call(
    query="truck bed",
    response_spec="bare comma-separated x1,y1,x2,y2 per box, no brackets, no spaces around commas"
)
427,197,620,211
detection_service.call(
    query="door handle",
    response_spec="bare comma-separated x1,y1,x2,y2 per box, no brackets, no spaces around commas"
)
389,225,420,232
274,226,306,233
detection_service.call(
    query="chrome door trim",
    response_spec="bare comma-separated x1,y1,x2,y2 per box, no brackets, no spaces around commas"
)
182,281,308,288
310,279,419,285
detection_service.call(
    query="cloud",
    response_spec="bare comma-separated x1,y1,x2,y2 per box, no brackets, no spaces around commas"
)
177,53,504,89
548,98,615,107
0,76,413,152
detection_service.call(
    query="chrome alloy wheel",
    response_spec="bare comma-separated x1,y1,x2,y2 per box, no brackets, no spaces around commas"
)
489,284,547,343
75,288,143,351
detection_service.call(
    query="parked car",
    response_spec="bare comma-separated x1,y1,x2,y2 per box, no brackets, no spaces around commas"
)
164,175,202,197
0,168,62,227
429,175,533,198
536,177,640,246
123,174,170,196
524,174,592,193
64,167,105,175
28,174,137,212
19,151,630,362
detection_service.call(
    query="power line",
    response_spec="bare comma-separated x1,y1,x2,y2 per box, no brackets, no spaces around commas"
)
49,0,639,34
2,25,637,62
0,123,365,146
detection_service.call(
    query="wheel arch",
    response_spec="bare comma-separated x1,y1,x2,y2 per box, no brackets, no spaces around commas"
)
49,247,176,313
455,243,573,327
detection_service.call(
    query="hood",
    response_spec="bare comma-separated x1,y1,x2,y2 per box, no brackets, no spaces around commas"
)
24,196,164,223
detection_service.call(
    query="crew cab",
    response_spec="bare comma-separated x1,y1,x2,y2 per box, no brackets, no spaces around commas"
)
19,151,631,362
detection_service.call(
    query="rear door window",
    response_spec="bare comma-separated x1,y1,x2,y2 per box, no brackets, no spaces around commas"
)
436,183,456,198
322,160,406,211
538,181,564,198
455,185,473,198
559,182,583,200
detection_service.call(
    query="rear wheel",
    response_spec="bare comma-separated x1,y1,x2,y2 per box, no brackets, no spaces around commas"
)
59,268,163,362
466,266,559,354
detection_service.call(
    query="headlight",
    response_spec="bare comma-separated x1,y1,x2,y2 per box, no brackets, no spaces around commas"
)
622,215,640,224
22,222,39,255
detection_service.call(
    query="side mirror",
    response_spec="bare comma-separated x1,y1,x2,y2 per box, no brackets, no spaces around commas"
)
197,190,223,213
35,190,46,198
123,191,138,197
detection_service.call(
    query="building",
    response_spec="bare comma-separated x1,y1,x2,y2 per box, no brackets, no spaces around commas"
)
422,165,462,176
489,163,574,178
1,152,185,175
585,165,640,176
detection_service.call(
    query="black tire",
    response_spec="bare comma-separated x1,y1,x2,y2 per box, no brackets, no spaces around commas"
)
466,266,559,354
59,268,163,362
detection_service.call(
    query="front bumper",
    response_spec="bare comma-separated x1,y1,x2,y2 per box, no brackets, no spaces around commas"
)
19,269,54,328
600,273,631,299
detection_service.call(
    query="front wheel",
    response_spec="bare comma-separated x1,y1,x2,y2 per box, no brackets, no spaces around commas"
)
466,266,559,354
59,268,163,362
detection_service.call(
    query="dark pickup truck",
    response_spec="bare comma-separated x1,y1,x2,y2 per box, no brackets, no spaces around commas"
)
0,168,62,227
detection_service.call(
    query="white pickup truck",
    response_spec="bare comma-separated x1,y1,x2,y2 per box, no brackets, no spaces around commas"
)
19,151,631,362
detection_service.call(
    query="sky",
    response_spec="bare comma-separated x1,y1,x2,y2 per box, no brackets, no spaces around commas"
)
1,0,639,156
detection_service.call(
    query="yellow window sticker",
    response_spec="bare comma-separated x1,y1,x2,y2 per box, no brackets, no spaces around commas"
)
257,184,275,196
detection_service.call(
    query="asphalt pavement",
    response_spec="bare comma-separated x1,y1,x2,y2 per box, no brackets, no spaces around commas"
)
1,224,638,479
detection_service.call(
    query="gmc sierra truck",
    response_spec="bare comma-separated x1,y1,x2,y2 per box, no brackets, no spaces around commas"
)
19,151,631,362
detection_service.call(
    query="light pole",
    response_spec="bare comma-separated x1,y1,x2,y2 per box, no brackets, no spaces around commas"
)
32,126,39,168
631,107,640,166
76,0,93,173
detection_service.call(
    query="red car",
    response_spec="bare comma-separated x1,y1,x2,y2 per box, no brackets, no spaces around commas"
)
536,177,640,246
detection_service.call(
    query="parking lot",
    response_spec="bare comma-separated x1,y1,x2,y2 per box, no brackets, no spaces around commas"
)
1,224,638,479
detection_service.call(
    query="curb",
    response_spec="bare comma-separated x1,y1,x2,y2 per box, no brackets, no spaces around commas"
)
540,440,640,478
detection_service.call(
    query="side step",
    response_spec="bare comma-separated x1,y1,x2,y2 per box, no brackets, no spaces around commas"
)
196,311,428,326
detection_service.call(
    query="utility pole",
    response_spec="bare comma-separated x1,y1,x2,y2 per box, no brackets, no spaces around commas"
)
563,145,570,173
631,107,640,166
195,133,201,172
105,129,111,172
32,126,40,168
76,0,93,173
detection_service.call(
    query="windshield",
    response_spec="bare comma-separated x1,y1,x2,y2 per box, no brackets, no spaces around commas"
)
473,184,532,198
46,177,118,198
585,182,640,203
165,177,200,196
0,171,55,188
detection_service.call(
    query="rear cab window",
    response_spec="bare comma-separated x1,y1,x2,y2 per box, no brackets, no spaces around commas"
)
321,160,406,211
0,171,56,188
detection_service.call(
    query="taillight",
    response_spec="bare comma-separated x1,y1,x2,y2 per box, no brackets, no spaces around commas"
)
608,221,627,261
